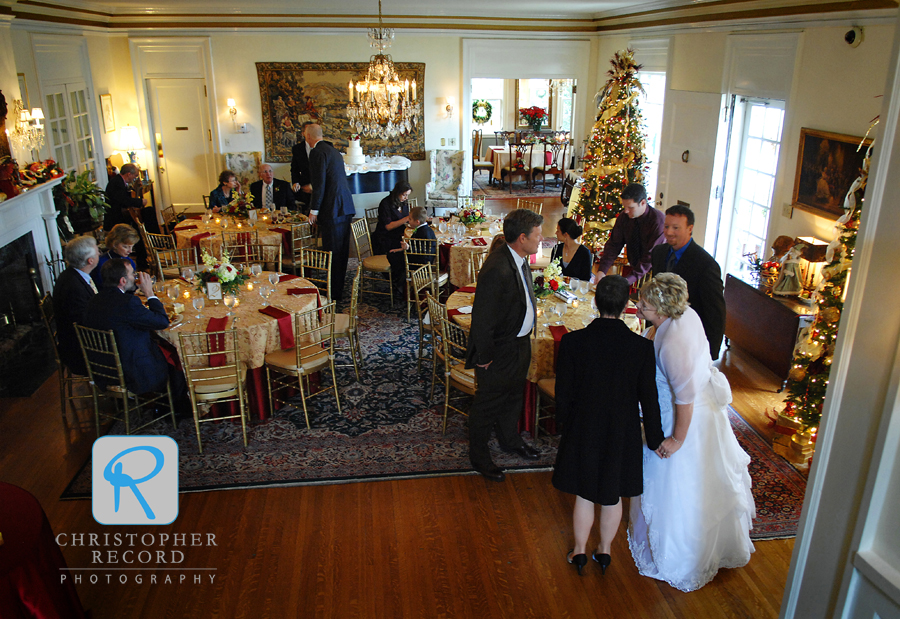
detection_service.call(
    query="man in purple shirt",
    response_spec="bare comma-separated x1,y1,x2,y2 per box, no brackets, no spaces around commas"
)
593,183,665,284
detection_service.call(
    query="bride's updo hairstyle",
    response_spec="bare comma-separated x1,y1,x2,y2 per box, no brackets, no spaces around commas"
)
640,273,689,319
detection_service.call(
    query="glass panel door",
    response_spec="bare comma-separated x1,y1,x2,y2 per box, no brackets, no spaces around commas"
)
43,83,96,177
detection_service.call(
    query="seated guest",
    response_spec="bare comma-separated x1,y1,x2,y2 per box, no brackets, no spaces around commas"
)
373,181,412,256
489,234,506,255
92,224,139,289
53,235,100,375
104,163,146,231
251,164,294,211
386,205,434,298
550,217,592,281
209,170,241,212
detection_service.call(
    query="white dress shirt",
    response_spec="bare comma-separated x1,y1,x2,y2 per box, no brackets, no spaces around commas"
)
507,245,535,337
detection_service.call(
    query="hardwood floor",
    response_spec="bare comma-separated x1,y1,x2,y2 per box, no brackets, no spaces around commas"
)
1,196,798,618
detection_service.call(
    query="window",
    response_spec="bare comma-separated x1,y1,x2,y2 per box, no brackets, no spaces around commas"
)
636,71,666,201
44,82,96,177
471,78,504,134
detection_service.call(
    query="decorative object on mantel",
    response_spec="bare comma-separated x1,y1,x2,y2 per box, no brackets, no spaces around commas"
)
19,159,64,187
791,127,873,220
779,125,875,456
346,0,421,141
256,61,424,164
572,49,648,251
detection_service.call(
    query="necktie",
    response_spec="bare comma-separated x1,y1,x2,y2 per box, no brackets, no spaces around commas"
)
665,249,677,272
89,278,98,294
266,184,273,210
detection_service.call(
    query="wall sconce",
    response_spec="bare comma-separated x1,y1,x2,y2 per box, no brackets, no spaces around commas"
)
227,98,237,128
117,124,146,164
445,96,454,119
796,235,829,294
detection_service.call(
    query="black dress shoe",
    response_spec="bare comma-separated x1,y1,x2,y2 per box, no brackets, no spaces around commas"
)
509,443,541,461
473,462,505,482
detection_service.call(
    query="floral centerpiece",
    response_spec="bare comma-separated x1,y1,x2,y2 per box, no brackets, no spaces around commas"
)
533,258,570,298
223,189,254,217
459,206,487,226
519,106,549,131
196,249,248,296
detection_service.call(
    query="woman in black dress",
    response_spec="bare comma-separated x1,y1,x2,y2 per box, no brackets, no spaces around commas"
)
373,181,413,294
550,218,592,281
552,275,664,575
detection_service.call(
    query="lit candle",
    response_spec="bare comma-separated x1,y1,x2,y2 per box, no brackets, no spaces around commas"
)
183,290,191,299
233,298,240,308
215,218,221,225
237,222,242,228
572,299,579,309
247,282,254,291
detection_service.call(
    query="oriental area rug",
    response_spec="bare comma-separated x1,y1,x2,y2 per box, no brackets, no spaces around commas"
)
61,264,805,540
473,173,562,199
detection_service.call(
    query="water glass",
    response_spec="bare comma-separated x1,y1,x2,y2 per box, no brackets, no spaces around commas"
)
268,272,280,286
250,264,262,279
192,296,205,319
166,284,179,302
555,301,567,325
182,267,194,282
224,293,236,315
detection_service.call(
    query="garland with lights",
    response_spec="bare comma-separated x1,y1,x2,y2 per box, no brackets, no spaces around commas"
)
573,48,649,250
780,137,874,431
472,99,492,125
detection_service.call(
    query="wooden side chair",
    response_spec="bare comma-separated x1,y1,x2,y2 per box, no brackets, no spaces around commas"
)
500,142,535,192
299,247,333,302
264,302,340,429
74,324,177,436
532,139,568,192
439,316,476,435
350,218,393,306
177,328,249,453
403,237,444,320
472,129,494,184
516,198,543,214
426,293,448,402
334,269,364,381
38,293,91,432
155,247,200,281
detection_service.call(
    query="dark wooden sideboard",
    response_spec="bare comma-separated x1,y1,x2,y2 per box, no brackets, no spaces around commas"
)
724,273,815,390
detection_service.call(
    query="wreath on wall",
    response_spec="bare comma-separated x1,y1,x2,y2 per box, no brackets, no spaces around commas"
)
472,99,492,125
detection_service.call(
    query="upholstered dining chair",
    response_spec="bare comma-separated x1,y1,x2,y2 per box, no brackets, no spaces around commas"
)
350,218,393,306
532,139,569,192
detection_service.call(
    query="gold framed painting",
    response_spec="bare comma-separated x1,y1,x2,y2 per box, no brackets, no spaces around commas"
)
99,93,115,133
256,62,425,163
791,128,872,219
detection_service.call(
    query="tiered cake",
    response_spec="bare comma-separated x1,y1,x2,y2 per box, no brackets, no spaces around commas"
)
345,138,365,165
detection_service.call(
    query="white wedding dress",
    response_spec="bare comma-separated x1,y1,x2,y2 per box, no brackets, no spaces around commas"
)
628,308,755,592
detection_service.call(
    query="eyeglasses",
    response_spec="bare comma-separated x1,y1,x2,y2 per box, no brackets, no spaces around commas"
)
636,301,656,314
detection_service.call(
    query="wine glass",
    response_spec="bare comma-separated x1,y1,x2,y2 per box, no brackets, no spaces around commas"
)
192,296,205,319
166,284,179,302
262,285,275,304
268,272,280,286
569,279,580,298
438,221,448,235
580,279,590,299
555,301,567,325
181,267,194,282
223,293,236,315
250,263,262,279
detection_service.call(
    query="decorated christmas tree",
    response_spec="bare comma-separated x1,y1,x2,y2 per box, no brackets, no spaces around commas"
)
781,138,874,431
574,49,649,250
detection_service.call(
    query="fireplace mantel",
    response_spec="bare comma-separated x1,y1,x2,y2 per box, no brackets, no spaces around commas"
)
0,179,64,294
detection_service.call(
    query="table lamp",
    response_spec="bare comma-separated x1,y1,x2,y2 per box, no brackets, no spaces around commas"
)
118,125,146,164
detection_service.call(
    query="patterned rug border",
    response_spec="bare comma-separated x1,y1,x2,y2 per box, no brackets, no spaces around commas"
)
473,175,560,199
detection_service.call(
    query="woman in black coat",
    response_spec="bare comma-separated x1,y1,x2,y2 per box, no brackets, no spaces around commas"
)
550,217,592,281
551,275,664,575
372,180,413,293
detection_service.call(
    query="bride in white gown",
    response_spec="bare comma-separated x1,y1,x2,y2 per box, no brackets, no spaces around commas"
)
628,273,755,592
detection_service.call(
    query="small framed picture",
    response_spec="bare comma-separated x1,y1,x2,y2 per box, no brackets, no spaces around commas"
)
99,93,115,133
206,282,222,300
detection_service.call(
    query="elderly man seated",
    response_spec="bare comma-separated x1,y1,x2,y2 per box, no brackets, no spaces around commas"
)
250,164,294,211
53,235,100,375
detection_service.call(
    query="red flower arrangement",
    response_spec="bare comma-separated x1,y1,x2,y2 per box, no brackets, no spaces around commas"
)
519,106,548,122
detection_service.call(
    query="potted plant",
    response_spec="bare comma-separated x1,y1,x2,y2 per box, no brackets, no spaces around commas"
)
519,106,549,132
54,170,108,236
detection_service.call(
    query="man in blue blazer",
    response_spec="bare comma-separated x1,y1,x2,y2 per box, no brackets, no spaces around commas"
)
82,259,171,395
53,235,100,375
306,124,356,301
464,209,544,481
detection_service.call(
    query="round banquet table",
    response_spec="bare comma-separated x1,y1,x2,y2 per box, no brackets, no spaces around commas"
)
172,213,307,258
446,284,642,436
0,483,86,618
154,272,320,420
427,216,502,288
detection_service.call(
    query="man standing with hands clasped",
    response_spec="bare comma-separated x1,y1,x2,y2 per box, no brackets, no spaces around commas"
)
465,209,544,482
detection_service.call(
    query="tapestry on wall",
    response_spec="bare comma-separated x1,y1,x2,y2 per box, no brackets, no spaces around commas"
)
255,62,426,163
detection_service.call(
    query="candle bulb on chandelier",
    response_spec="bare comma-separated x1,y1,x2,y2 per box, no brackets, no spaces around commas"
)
348,81,353,103
412,80,417,102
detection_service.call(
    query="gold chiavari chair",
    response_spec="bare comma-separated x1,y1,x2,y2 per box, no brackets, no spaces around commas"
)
284,222,317,275
407,198,419,208
160,204,179,235
38,294,92,432
409,264,436,373
225,242,281,271
535,378,557,439
516,198,543,214
299,247,332,302
155,247,200,281
439,316,476,435
350,218,393,306
74,324,177,437
334,269,363,381
425,292,448,402
264,302,341,428
364,207,380,234
178,327,249,453
222,230,260,260
465,250,488,284
403,237,444,320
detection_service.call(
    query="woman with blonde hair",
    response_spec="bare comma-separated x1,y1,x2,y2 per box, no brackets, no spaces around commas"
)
629,273,755,591
92,223,140,289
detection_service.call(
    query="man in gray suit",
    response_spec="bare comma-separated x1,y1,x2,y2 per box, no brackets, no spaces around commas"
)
306,124,356,301
465,209,544,481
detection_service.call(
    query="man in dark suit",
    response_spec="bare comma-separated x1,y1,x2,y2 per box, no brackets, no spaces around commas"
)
650,204,726,360
250,164,294,211
53,235,100,375
306,124,356,302
290,122,317,213
464,208,544,482
82,259,172,396
104,163,146,231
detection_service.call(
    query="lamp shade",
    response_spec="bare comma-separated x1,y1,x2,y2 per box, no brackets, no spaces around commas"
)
118,125,145,152
796,236,828,262
30,108,44,121
226,98,236,108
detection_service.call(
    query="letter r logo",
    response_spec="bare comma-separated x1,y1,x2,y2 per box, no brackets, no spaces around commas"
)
92,436,179,525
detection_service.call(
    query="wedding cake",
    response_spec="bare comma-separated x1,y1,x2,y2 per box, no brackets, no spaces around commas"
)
345,138,366,165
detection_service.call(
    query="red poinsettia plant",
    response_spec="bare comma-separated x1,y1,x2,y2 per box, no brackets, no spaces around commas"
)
518,106,549,122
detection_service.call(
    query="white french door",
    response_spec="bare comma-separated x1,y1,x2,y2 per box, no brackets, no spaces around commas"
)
44,82,97,178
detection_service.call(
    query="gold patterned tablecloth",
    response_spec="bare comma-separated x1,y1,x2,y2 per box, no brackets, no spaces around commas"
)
447,285,642,382
155,274,318,369
172,214,306,258
428,216,500,287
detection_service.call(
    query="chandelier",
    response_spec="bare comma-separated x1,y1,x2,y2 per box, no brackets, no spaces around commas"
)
346,0,420,141
6,99,45,153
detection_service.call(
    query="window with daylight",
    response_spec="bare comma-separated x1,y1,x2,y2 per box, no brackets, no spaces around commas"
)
636,71,666,202
44,83,96,177
471,78,504,135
